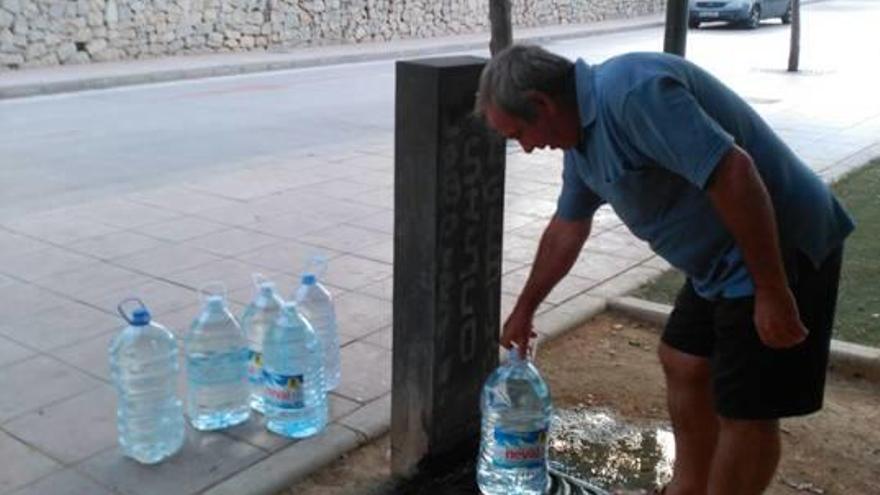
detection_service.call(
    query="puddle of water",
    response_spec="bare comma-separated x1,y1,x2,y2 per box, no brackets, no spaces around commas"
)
549,407,675,491
382,408,673,494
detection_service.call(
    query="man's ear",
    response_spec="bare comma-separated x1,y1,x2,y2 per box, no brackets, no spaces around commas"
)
525,90,557,116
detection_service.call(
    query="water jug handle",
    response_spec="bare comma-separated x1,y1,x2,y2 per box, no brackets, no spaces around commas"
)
509,340,539,363
251,272,271,288
117,297,147,325
301,254,329,279
198,281,228,305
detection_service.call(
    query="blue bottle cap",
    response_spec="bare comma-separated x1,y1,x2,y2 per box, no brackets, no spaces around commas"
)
301,274,317,285
206,295,225,308
131,308,151,326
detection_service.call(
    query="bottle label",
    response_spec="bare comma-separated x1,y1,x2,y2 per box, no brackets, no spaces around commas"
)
263,371,305,409
247,350,263,385
492,427,548,469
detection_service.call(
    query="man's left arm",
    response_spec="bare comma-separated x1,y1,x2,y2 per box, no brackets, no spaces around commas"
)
706,145,808,348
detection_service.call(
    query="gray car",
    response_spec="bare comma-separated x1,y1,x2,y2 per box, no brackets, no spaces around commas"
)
689,0,792,29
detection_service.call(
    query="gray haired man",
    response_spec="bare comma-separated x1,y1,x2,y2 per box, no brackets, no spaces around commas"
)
477,44,853,494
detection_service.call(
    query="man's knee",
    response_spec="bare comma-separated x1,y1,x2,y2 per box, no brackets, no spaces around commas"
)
659,343,711,386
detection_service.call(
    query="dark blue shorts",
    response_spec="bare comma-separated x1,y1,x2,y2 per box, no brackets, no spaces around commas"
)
661,247,843,419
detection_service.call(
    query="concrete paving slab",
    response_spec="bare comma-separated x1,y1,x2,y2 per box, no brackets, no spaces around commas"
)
0,231,52,258
0,213,119,246
569,250,641,282
362,326,392,350
4,385,117,464
502,235,542,265
127,186,246,215
50,331,116,382
586,229,655,261
164,258,280,292
0,247,100,283
112,244,224,278
343,210,393,235
0,356,101,423
336,341,392,404
0,335,35,368
1,300,118,351
355,239,394,265
83,279,198,315
64,199,183,229
321,254,392,292
335,292,392,341
338,393,391,439
0,289,52,324
587,264,667,298
232,241,341,276
7,468,114,495
348,187,394,210
30,263,148,300
503,266,599,306
353,275,394,302
0,430,60,494
67,231,170,262
137,216,230,242
78,428,265,495
300,224,389,253
240,213,335,241
182,228,280,257
192,205,271,229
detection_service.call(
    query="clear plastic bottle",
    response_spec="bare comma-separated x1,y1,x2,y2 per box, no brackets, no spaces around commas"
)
477,348,552,495
262,302,328,438
109,299,185,464
184,284,251,431
239,277,284,414
294,260,340,392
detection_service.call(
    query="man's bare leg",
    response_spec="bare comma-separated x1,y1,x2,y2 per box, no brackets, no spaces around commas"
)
709,418,780,495
658,343,718,495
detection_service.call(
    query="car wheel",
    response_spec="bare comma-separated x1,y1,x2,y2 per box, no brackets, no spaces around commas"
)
747,4,761,29
781,5,792,24
689,19,701,29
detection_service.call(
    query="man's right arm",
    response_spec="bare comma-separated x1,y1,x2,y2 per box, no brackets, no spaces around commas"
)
502,214,592,353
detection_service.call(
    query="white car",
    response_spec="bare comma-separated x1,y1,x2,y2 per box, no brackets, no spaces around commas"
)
689,0,792,29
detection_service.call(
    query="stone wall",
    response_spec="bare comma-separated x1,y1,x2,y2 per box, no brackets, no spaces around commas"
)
0,0,664,70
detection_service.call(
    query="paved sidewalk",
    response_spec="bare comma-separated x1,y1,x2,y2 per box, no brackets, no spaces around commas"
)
2,3,880,495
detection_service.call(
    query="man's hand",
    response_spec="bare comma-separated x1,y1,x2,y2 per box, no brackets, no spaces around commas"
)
754,286,808,348
502,306,538,358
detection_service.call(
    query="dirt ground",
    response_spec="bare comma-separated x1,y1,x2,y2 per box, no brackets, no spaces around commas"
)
286,312,880,495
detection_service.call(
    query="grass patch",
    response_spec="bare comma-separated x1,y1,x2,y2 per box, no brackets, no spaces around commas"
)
629,158,880,347
629,269,684,306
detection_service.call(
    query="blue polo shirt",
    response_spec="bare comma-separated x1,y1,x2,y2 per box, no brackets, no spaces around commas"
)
557,52,854,299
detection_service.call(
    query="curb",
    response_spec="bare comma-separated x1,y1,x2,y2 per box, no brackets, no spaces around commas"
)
0,18,663,100
608,296,880,383
203,420,390,495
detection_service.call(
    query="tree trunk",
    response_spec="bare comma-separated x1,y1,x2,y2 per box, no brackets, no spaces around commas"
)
663,0,689,56
489,0,512,55
788,0,801,72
